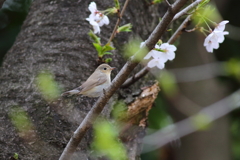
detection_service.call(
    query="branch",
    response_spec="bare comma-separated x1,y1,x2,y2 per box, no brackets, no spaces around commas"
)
122,0,205,88
168,15,191,44
121,66,150,88
122,15,192,88
164,0,172,8
59,0,189,159
142,89,240,153
172,0,202,21
106,0,130,45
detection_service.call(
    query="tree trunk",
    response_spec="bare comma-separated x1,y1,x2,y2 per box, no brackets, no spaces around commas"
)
0,0,165,159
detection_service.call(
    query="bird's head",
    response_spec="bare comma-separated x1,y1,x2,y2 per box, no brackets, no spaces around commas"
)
97,64,115,74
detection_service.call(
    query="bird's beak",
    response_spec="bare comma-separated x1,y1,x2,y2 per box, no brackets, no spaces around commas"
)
110,67,115,70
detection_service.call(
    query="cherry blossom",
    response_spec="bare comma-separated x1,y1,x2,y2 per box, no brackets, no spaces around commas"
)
142,42,177,69
204,20,229,53
204,32,220,53
86,2,109,33
158,43,176,61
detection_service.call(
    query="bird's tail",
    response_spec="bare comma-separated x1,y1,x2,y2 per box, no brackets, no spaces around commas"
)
61,87,81,97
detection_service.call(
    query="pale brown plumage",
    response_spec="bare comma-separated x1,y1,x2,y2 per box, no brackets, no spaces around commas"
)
62,64,114,97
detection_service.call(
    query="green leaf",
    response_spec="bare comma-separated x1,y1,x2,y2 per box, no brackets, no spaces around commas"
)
93,43,103,54
88,30,101,44
198,0,210,8
152,0,163,4
105,7,118,15
154,48,165,52
192,4,221,26
191,113,212,130
117,23,132,33
123,37,148,62
99,52,112,58
158,71,178,97
103,52,113,55
114,0,120,9
102,45,115,53
9,106,34,134
92,119,128,160
224,59,240,81
104,58,112,63
36,71,61,101
112,100,127,120
13,153,19,160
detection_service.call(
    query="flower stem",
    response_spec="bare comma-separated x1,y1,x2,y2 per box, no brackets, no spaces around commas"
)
106,0,131,45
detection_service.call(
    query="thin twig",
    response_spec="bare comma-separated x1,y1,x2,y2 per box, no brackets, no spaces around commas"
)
122,15,192,88
164,0,172,8
59,0,189,159
106,0,131,45
172,0,202,21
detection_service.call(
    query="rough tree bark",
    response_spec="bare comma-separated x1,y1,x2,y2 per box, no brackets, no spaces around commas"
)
0,0,166,159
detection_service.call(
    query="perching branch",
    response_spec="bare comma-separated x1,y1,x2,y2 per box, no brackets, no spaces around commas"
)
106,0,131,45
59,0,189,159
142,89,240,153
122,15,192,88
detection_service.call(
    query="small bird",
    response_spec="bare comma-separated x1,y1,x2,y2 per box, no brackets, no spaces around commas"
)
62,64,115,97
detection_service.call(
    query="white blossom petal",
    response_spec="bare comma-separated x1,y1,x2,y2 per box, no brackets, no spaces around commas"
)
204,33,220,53
88,13,96,21
166,51,175,60
156,61,165,69
155,44,160,49
88,2,97,13
214,20,229,32
159,43,177,61
147,58,165,69
217,31,229,43
89,20,100,34
160,43,177,52
103,16,109,25
144,50,158,59
147,59,158,68
98,15,109,26
144,52,152,59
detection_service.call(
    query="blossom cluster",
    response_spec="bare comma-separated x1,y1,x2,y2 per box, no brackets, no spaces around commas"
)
204,21,229,53
142,42,177,69
86,2,109,34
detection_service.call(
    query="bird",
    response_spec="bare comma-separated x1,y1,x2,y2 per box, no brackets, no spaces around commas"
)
61,64,115,97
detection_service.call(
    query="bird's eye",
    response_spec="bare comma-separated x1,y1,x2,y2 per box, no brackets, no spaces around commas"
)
104,68,107,70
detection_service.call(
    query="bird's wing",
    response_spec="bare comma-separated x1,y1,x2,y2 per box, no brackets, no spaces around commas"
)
79,73,107,93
